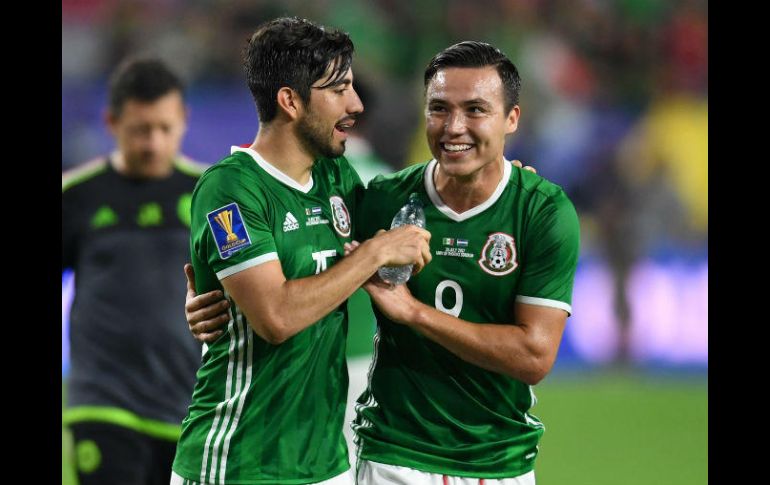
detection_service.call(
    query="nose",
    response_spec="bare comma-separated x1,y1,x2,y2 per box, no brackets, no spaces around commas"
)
141,127,165,155
445,112,466,135
348,88,364,115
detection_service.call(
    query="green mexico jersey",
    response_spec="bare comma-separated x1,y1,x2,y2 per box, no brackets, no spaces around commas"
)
353,159,579,478
173,146,363,484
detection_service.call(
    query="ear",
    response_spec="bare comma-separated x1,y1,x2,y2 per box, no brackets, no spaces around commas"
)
505,105,520,135
276,87,304,121
104,109,119,136
180,104,190,134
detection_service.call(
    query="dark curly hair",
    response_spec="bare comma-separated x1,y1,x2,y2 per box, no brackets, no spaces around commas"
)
244,17,355,123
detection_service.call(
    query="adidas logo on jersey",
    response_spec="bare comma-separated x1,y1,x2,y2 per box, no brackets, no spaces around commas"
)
283,212,300,232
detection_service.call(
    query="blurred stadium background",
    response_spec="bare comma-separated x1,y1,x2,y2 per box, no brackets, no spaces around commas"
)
62,1,707,484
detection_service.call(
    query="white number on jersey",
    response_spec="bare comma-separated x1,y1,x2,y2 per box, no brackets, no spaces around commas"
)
312,250,338,274
435,279,463,317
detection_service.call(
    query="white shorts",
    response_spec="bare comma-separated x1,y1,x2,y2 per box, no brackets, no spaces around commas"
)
170,468,354,485
356,460,536,485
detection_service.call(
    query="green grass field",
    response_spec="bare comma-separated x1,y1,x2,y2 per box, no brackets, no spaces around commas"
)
62,366,707,485
533,369,707,485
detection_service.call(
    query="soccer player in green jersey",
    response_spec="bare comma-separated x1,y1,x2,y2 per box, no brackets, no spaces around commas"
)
170,17,431,485
185,40,578,485
350,41,579,485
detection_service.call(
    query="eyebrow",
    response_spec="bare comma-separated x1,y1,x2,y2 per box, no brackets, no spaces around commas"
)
427,97,492,107
312,79,351,90
462,98,492,106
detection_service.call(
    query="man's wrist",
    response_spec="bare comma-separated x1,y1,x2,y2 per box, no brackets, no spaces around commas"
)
359,238,386,268
405,298,430,328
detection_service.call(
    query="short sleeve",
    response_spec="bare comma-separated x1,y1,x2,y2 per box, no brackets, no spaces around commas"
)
515,190,580,314
191,166,278,280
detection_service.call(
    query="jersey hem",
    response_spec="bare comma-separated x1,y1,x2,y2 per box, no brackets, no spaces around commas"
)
359,455,535,480
171,463,350,484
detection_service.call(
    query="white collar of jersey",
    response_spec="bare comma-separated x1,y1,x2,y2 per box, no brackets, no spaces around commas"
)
231,146,314,194
423,158,511,222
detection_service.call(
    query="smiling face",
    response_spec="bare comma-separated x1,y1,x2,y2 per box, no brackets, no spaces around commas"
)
296,67,363,159
425,66,519,179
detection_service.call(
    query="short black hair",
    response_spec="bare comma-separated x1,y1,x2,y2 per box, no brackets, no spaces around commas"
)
424,41,521,113
108,57,185,117
244,17,354,123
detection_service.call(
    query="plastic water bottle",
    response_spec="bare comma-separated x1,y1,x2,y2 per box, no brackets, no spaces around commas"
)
377,193,426,285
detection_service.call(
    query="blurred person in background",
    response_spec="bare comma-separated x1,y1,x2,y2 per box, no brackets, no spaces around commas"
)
62,58,205,485
340,77,394,185
587,0,707,362
187,40,576,485
170,17,430,485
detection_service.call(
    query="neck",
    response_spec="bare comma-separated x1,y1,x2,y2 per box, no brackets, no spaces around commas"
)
252,122,315,185
434,158,505,213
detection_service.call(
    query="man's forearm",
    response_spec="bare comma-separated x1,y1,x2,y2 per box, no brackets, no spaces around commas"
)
230,239,384,344
272,242,383,338
407,303,561,384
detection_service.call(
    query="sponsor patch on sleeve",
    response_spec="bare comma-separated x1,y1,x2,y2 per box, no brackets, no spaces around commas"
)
207,203,252,259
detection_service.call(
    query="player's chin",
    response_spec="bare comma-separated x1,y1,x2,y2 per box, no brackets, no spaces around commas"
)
138,157,173,176
437,158,479,178
329,140,346,158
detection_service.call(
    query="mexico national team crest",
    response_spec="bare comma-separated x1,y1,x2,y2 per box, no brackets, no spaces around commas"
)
329,195,351,237
478,232,518,276
207,202,252,259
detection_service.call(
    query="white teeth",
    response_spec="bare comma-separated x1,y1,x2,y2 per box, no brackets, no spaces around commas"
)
443,143,472,152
